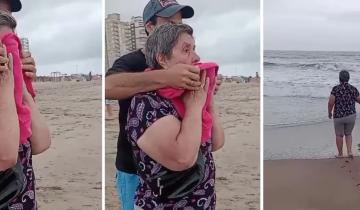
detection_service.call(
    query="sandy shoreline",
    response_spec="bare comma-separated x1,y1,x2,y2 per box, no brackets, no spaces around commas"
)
32,81,102,209
264,118,360,160
105,82,260,210
265,114,360,210
265,157,360,210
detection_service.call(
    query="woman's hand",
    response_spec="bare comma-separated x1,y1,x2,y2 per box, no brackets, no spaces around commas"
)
183,71,209,111
0,44,13,94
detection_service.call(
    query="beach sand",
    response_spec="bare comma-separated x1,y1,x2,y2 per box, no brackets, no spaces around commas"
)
264,119,360,210
32,81,102,209
264,158,360,210
105,82,260,210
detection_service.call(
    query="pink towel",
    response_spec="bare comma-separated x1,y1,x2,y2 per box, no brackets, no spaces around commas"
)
1,32,32,144
157,62,219,143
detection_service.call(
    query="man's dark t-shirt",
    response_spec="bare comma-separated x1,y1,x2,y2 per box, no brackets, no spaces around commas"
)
106,49,147,173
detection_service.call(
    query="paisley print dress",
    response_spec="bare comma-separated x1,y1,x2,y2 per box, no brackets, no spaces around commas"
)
126,91,216,210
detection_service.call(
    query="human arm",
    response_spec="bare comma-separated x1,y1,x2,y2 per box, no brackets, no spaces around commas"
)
0,52,19,171
105,63,201,100
209,103,225,152
22,84,51,155
355,88,360,104
328,94,335,119
132,72,209,171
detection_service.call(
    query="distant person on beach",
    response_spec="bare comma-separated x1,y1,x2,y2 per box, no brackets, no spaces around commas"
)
0,7,51,209
105,1,222,209
328,70,360,158
126,23,224,210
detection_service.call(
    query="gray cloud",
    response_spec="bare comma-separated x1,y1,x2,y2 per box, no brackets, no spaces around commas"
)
13,0,101,75
106,0,260,76
265,0,360,51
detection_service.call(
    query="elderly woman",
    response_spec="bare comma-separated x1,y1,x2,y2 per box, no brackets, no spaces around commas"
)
328,70,360,158
126,23,224,209
0,11,50,209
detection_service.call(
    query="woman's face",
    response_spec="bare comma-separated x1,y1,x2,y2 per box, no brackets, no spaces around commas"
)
161,33,200,68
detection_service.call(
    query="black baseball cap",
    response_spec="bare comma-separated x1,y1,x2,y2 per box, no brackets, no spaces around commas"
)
143,0,194,24
11,0,22,12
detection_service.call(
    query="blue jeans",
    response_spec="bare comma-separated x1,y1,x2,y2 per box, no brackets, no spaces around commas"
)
116,170,139,210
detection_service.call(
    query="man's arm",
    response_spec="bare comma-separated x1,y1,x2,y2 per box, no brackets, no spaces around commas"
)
328,94,335,119
106,70,167,100
105,63,201,100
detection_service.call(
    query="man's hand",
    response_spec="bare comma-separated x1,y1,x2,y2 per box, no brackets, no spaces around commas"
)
214,74,223,95
328,112,332,119
21,51,36,80
164,63,201,90
0,42,13,92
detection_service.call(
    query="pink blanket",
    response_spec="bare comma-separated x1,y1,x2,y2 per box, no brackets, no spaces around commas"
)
1,32,32,144
158,62,219,143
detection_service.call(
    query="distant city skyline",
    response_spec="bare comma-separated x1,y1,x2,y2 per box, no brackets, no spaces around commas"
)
105,13,147,70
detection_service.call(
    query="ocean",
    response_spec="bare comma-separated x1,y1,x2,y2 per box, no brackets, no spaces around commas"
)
264,50,360,127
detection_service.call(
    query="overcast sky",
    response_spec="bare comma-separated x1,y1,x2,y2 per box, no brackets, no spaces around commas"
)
106,0,260,76
13,0,101,76
265,0,360,51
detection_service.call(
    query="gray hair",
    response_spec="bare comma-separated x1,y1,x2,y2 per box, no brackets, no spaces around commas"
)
145,23,193,69
339,70,350,83
0,11,16,30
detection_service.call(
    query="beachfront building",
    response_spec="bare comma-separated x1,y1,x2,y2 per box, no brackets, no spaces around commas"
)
105,14,147,70
105,14,134,70
130,16,147,50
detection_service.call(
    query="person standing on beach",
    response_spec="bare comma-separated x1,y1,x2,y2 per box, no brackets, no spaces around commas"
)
0,7,51,209
105,1,222,209
328,70,360,158
127,23,224,210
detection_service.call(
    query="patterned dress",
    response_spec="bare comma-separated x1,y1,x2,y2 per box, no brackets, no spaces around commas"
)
6,141,37,210
331,83,359,118
126,91,216,210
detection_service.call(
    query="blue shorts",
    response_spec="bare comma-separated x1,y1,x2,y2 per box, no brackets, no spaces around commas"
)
116,170,139,210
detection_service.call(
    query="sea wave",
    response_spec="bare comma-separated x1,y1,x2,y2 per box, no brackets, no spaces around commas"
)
264,61,358,72
263,94,328,99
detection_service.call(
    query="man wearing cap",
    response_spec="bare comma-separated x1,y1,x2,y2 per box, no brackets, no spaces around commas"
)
105,1,221,209
0,0,37,80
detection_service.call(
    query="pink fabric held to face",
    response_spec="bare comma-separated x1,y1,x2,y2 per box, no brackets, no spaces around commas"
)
157,62,219,143
1,32,33,144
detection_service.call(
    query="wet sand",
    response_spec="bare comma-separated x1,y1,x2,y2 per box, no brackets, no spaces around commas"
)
264,116,360,209
265,157,360,210
32,81,102,209
264,118,360,160
105,82,260,210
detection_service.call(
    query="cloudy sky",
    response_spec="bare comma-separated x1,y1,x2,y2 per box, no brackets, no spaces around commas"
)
13,0,102,76
265,0,360,51
106,0,260,76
